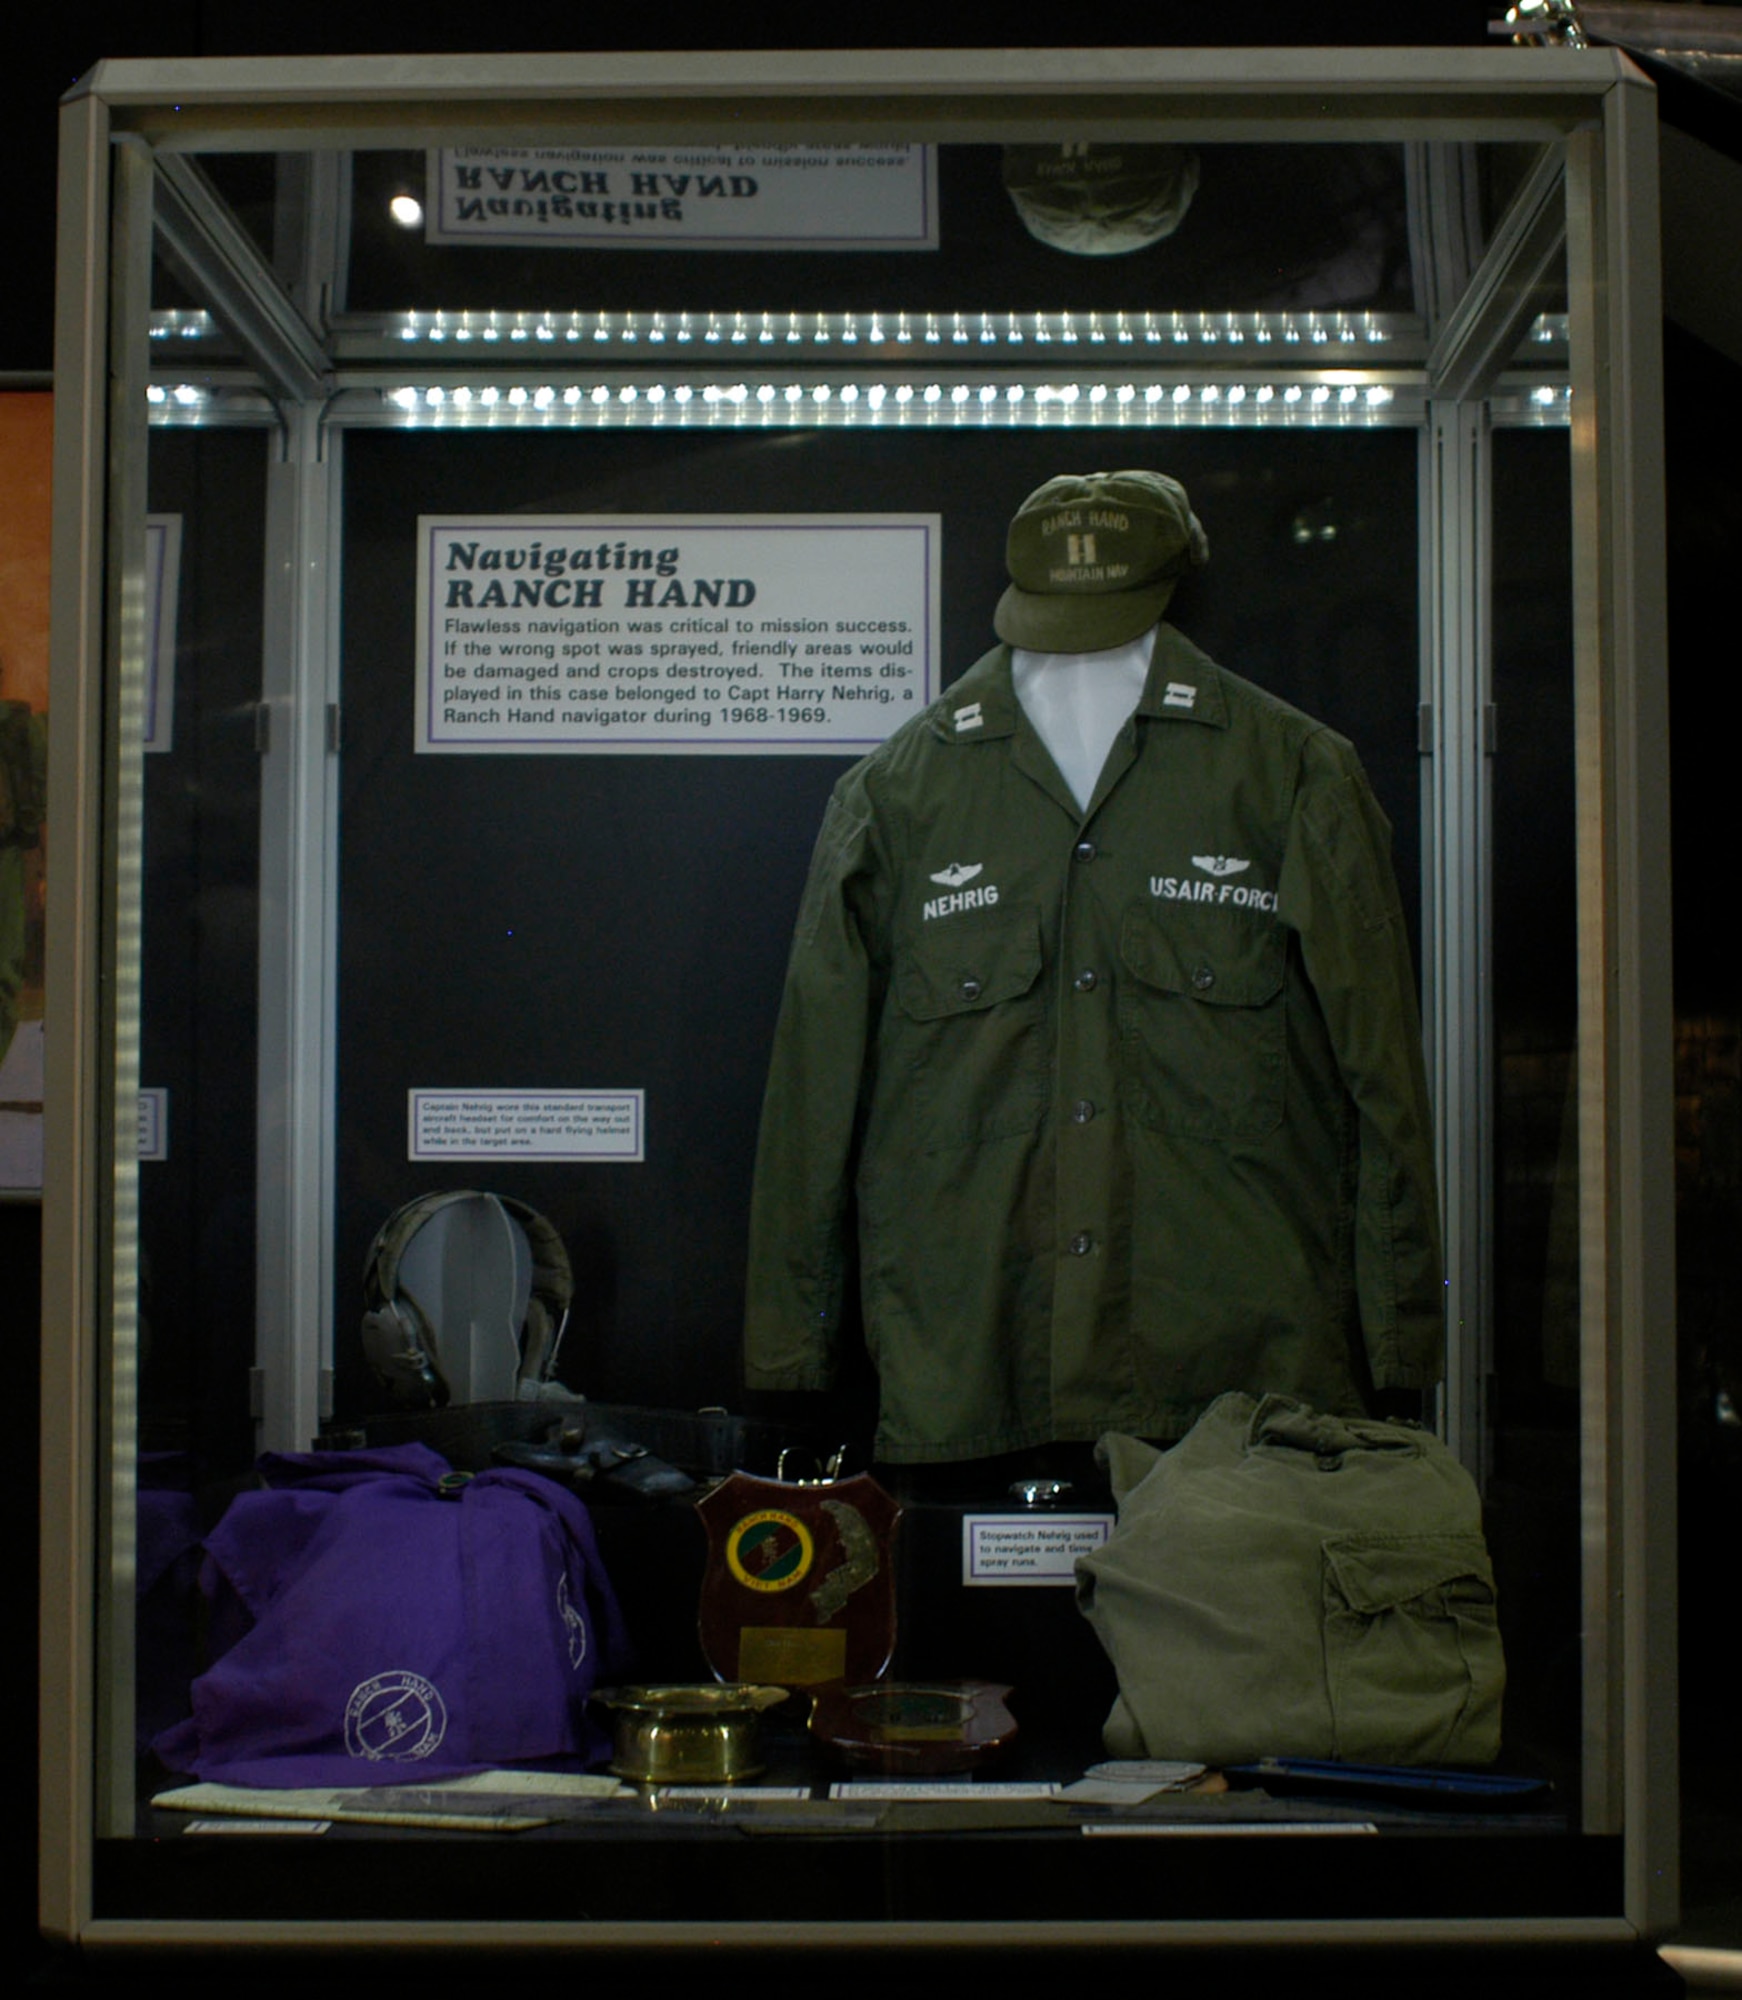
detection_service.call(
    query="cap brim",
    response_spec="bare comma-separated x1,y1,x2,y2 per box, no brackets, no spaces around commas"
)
993,576,1177,653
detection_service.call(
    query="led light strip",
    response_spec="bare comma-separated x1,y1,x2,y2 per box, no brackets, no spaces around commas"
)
366,376,1414,427
372,306,1408,353
386,380,1397,406
148,309,221,342
145,378,1570,428
152,307,1571,360
144,384,279,424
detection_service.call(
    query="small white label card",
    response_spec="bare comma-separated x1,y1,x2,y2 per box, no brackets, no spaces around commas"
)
962,1513,1113,1587
830,1782,1062,1801
409,1089,644,1162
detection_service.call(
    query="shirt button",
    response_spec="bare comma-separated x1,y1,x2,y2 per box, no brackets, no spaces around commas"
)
1071,1099,1096,1125
1191,964,1216,991
1073,968,1098,993
959,976,983,1001
1073,839,1097,864
1068,1232,1094,1256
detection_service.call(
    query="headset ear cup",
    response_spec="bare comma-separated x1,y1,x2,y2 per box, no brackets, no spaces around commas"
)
359,1305,400,1388
361,1191,481,1409
360,1298,449,1409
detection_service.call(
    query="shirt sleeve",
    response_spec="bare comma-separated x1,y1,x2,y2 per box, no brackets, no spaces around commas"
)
742,774,884,1392
1279,732,1445,1390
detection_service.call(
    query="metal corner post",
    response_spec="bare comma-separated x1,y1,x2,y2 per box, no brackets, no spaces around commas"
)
1564,64,1677,1924
40,79,112,1945
93,125,155,1845
256,400,342,1455
1419,398,1495,1487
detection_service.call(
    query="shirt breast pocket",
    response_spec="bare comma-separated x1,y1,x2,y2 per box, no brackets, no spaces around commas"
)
1117,905,1287,1139
891,905,1049,1152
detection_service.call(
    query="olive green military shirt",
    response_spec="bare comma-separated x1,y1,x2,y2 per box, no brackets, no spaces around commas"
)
744,626,1443,1463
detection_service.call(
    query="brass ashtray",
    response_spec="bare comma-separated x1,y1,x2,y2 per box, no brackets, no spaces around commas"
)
593,1683,789,1785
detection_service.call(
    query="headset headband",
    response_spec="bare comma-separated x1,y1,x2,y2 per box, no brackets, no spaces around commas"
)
361,1190,574,1406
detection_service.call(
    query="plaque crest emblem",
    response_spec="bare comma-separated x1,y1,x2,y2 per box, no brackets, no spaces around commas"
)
725,1509,815,1592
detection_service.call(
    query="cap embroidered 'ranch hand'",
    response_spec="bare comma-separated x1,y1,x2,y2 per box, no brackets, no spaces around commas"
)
994,469,1209,655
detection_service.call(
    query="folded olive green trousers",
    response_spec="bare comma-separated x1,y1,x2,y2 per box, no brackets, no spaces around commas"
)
1076,1392,1504,1766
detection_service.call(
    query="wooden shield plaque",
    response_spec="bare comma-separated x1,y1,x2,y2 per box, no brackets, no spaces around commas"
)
696,1470,900,1687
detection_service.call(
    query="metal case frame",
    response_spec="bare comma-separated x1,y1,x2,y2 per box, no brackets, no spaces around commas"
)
42,46,1674,1955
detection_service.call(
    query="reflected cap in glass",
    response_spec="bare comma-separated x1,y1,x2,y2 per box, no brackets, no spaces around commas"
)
1002,143,1200,257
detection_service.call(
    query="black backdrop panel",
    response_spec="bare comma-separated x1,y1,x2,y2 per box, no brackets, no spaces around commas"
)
335,424,1420,1424
1490,424,1579,1423
141,428,267,1470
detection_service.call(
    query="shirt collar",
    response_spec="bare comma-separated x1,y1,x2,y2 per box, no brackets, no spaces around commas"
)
931,625,1227,744
1134,623,1228,728
929,644,1021,742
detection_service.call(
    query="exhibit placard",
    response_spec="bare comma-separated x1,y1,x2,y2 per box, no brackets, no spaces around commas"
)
416,514,939,756
408,1090,645,1162
962,1515,1113,1587
426,146,937,251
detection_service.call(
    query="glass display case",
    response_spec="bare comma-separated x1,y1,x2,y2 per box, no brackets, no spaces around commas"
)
41,48,1674,1955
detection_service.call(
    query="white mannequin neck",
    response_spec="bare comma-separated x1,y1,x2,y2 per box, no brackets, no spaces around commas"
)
1011,625,1156,812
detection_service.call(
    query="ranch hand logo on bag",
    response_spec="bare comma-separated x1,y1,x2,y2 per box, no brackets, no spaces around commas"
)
151,1443,631,1788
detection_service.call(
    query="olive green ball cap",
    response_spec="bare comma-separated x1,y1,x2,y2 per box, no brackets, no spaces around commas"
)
994,469,1209,653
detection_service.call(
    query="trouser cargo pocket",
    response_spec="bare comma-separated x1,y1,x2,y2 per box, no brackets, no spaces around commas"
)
1320,1531,1504,1765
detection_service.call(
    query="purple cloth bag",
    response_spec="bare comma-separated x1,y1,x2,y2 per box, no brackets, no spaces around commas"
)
154,1443,631,1787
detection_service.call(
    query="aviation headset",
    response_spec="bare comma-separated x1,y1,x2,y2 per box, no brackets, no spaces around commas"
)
360,1190,574,1409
